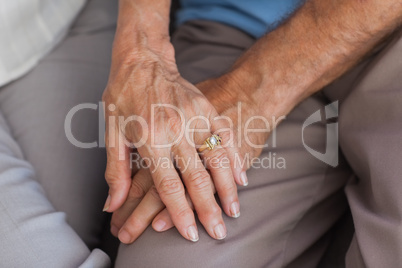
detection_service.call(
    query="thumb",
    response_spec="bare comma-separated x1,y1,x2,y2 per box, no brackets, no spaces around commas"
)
103,131,132,212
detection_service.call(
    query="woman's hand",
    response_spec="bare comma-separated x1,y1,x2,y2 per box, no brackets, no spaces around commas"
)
110,167,206,242
102,27,248,243
110,73,274,243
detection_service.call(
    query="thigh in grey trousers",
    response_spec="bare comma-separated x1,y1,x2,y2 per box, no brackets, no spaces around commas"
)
0,0,116,267
115,21,352,268
115,22,402,268
323,29,402,268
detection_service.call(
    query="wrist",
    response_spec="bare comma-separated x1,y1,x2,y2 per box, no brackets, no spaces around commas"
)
226,60,300,120
198,71,257,115
113,0,174,65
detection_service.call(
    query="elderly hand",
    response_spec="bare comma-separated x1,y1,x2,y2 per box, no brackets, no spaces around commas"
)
102,31,249,243
110,72,275,242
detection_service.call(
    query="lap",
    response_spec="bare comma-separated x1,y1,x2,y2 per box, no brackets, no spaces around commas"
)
324,28,402,268
0,0,117,249
115,21,352,268
0,101,110,267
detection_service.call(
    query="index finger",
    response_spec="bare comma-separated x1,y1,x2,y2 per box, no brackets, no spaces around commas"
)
150,151,199,242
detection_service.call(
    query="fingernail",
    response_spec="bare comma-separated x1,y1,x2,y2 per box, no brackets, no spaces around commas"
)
153,220,167,232
214,224,227,240
187,226,199,242
103,194,111,212
110,225,119,237
230,202,240,218
118,230,132,244
240,171,249,186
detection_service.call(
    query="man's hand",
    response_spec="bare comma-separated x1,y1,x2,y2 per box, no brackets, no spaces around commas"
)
224,0,402,121
102,0,246,243
106,0,402,244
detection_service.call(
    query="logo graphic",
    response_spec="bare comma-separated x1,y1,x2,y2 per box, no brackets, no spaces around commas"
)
302,101,339,167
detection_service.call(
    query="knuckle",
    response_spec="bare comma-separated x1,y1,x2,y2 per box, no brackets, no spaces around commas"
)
211,150,227,163
128,180,147,200
187,170,211,191
199,204,222,222
158,177,184,197
104,170,119,185
176,206,193,219
167,116,184,134
148,186,161,201
218,130,234,146
209,149,230,170
210,205,222,217
125,218,143,232
218,180,237,198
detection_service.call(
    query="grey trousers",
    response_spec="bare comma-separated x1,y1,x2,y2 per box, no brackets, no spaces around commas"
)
0,0,116,267
1,0,401,267
115,18,402,268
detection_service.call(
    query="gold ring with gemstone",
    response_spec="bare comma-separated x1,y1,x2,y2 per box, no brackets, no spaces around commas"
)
198,134,222,152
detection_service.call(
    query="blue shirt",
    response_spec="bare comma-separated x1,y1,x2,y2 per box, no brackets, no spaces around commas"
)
177,0,304,38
